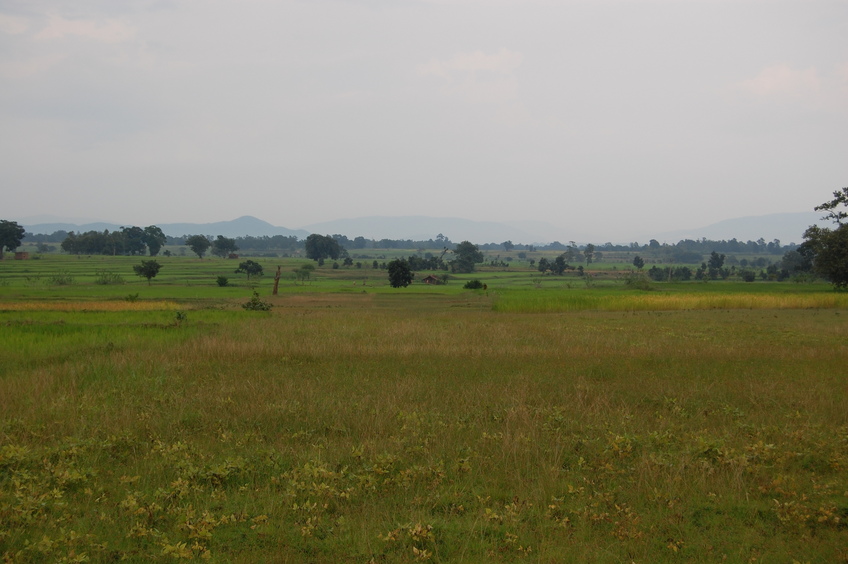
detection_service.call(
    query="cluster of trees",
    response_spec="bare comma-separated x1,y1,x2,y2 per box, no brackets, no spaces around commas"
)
586,237,791,256
60,226,167,256
6,187,847,290
383,241,485,287
165,234,299,253
304,234,344,260
332,233,453,250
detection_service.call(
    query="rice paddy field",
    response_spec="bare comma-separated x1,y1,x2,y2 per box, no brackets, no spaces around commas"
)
1,254,847,562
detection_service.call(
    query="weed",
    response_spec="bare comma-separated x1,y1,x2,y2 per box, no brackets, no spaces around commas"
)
94,270,126,285
47,271,75,285
242,290,272,311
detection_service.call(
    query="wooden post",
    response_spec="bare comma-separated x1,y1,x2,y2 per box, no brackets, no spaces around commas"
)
273,265,281,295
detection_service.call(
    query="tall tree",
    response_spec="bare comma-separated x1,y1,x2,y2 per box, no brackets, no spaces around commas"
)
387,258,414,287
133,260,161,285
143,226,167,256
186,235,211,259
815,187,848,224
583,243,595,265
121,226,147,255
212,235,239,258
235,260,264,280
305,234,342,261
0,220,26,259
799,188,848,289
451,241,483,273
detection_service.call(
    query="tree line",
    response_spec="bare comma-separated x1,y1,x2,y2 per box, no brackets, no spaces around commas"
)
6,188,846,289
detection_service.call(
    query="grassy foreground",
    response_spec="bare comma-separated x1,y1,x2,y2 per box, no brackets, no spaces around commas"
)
1,261,847,562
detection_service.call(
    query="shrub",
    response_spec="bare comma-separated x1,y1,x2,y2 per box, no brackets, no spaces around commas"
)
242,291,272,311
463,279,484,289
94,270,125,285
48,271,75,285
623,273,653,290
216,276,229,287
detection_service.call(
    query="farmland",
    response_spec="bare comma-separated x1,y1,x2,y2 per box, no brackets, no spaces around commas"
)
1,254,847,562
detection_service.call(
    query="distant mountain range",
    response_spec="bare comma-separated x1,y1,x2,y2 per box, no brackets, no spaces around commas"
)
18,212,827,246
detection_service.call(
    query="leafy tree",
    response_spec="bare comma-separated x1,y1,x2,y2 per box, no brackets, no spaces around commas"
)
502,240,514,251
583,243,595,265
563,242,579,263
779,248,813,276
387,258,414,287
133,260,161,285
235,260,264,280
305,234,343,261
186,235,211,259
0,220,26,259
551,255,569,275
121,226,147,255
212,235,239,258
815,186,848,224
707,251,726,279
802,225,848,289
143,226,167,256
242,290,272,311
802,187,848,289
632,255,645,270
537,257,550,273
451,241,483,273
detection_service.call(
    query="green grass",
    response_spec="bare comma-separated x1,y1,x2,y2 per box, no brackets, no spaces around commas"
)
1,256,847,562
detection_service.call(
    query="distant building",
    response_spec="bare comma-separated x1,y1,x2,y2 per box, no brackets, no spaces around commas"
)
421,274,440,285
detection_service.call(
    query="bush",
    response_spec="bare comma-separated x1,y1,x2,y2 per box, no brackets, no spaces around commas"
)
623,273,653,290
242,291,272,311
216,276,229,287
463,279,484,289
95,270,125,285
48,271,75,285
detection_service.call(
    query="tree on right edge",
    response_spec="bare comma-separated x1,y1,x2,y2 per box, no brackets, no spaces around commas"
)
802,187,848,289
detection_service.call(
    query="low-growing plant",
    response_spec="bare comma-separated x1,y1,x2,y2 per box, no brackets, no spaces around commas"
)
47,271,75,285
623,272,653,290
464,279,484,289
242,290,272,311
124,293,139,302
216,276,229,287
94,269,126,285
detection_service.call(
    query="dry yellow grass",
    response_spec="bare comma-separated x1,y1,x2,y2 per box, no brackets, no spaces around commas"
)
0,300,183,312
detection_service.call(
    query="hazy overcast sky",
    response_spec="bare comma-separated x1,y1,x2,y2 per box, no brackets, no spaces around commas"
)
2,0,846,241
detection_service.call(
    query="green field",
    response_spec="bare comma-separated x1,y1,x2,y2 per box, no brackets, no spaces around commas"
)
2,255,847,562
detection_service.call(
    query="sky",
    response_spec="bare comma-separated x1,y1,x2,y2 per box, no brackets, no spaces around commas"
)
2,0,847,242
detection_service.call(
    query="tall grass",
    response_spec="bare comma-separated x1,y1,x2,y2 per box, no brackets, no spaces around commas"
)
1,280,847,561
493,287,848,312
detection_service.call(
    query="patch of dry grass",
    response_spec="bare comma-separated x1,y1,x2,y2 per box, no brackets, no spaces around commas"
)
2,295,847,562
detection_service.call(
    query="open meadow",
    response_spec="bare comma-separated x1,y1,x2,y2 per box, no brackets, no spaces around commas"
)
1,254,847,562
